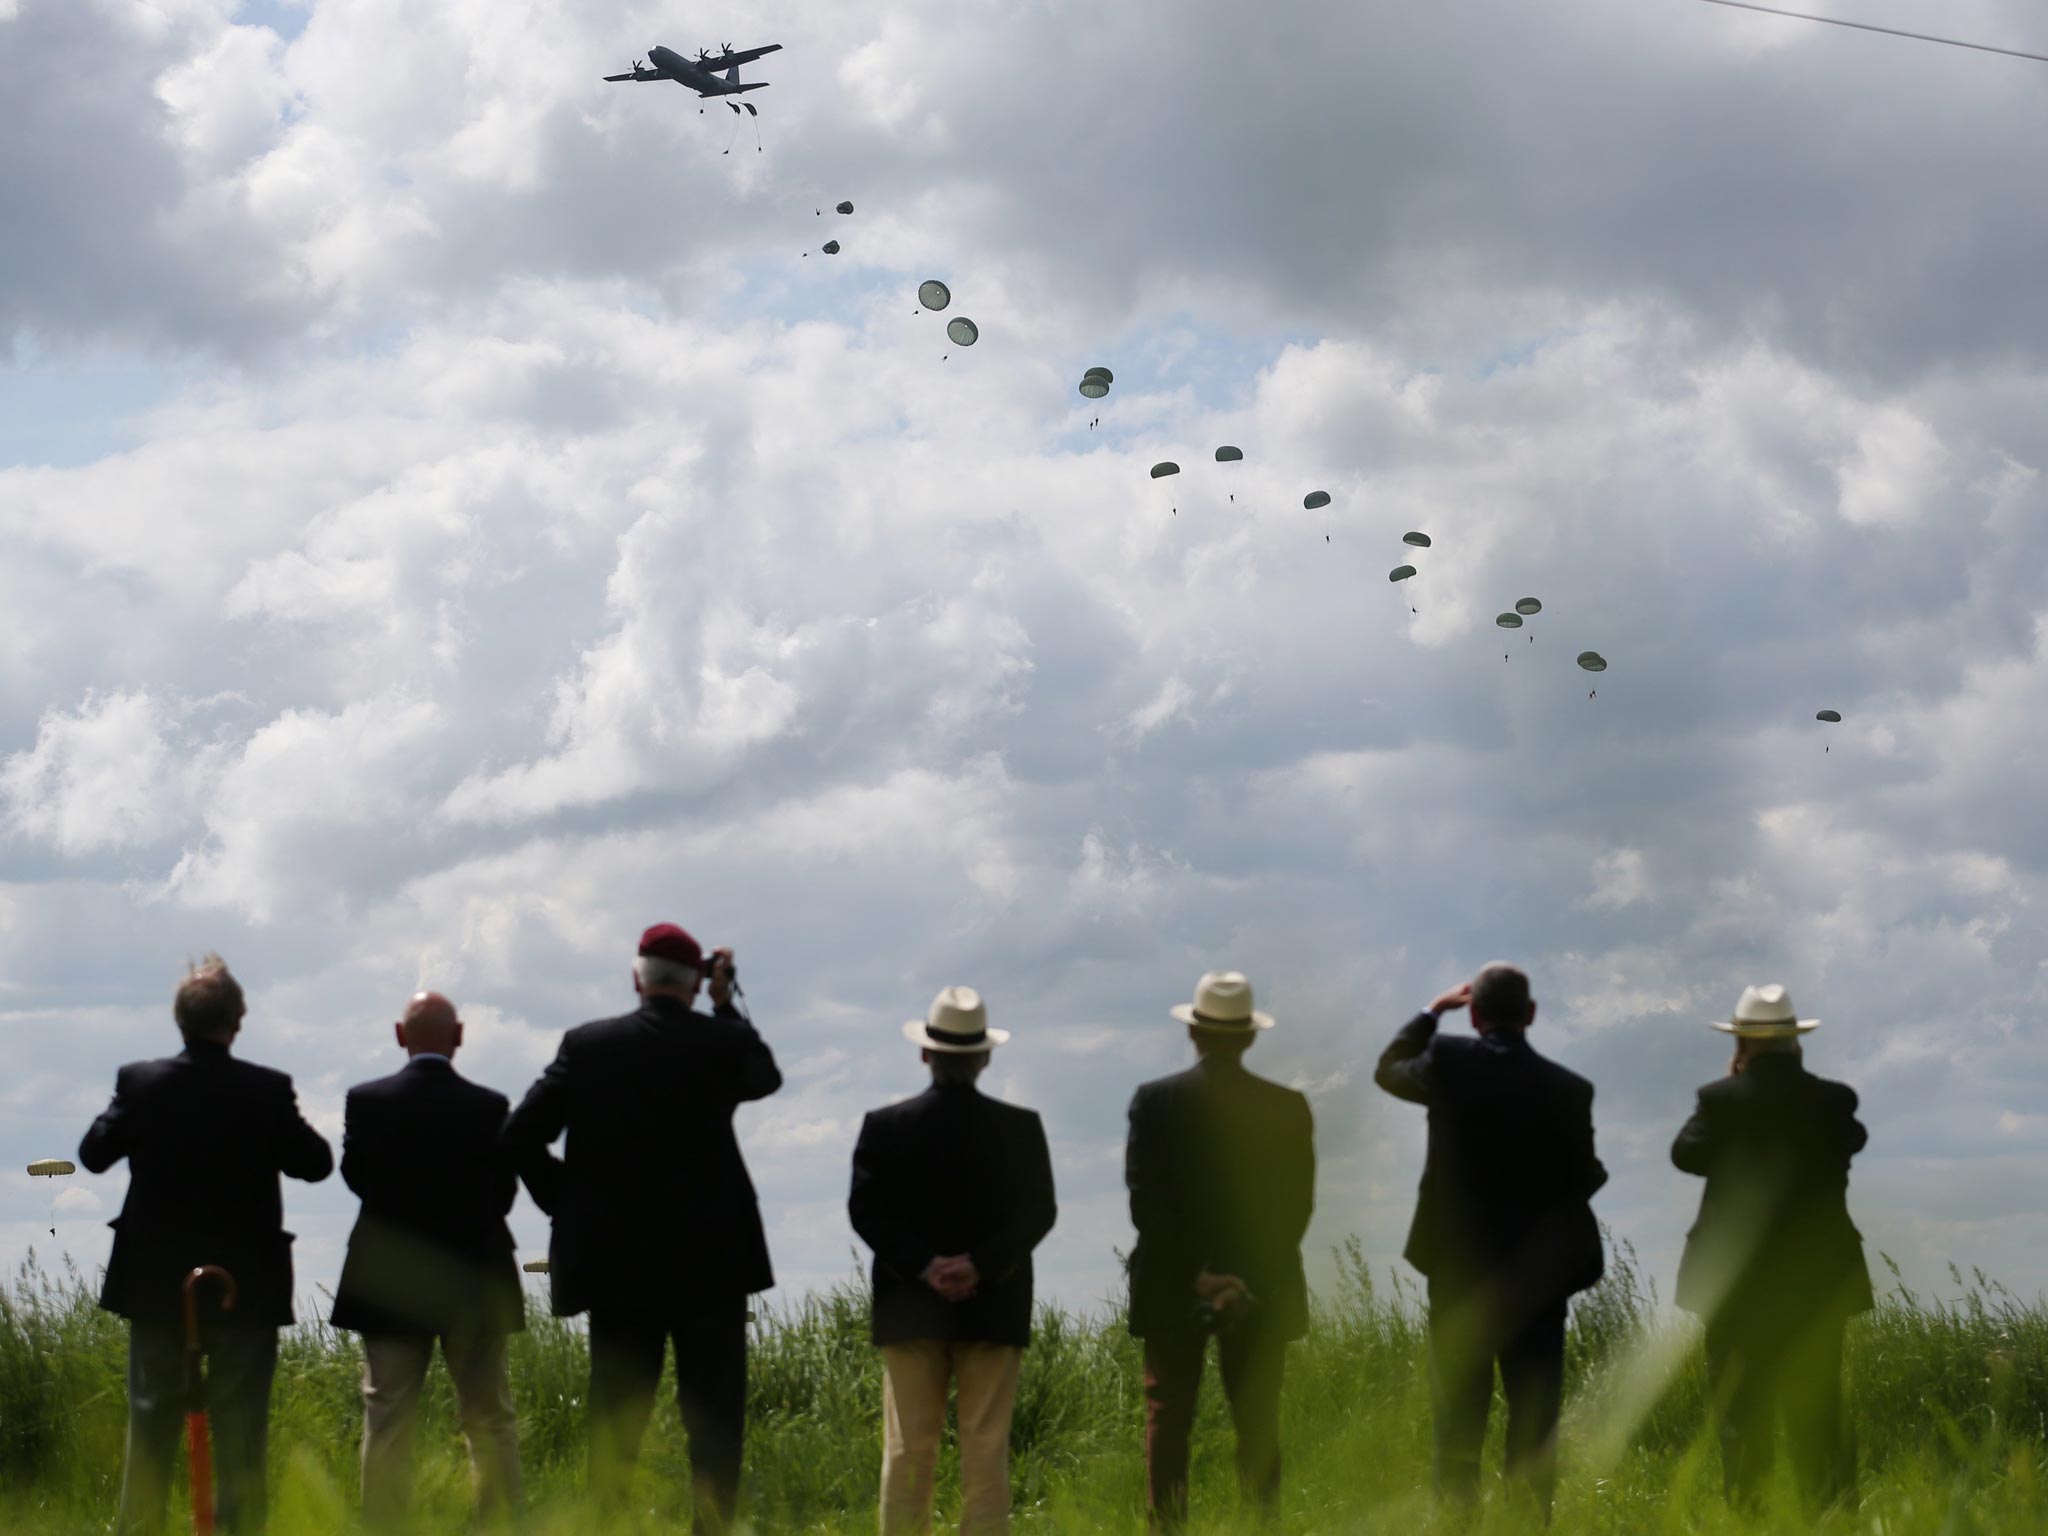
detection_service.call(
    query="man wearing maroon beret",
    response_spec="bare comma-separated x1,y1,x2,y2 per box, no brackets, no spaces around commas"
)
503,923,781,1532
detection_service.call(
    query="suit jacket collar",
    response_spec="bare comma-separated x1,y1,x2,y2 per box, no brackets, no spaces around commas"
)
404,1054,455,1072
1743,1051,1807,1079
640,994,706,1025
179,1039,233,1064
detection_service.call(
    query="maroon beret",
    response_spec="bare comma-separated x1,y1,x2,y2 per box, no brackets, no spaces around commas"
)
637,923,704,969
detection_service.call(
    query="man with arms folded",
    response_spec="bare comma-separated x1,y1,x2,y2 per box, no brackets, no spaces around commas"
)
80,954,333,1536
331,991,524,1528
849,987,1058,1536
503,923,780,1534
1376,963,1606,1517
1125,970,1314,1531
1673,984,1871,1512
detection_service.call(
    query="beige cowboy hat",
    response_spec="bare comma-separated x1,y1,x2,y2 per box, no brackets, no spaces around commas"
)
904,985,1010,1053
1710,983,1820,1036
1169,970,1275,1032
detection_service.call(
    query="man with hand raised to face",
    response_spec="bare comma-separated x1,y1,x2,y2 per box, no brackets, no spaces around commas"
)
331,991,524,1529
1125,971,1315,1531
849,987,1057,1536
503,923,780,1534
1376,964,1607,1518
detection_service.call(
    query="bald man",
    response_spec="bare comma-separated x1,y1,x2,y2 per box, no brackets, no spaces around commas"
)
331,993,524,1528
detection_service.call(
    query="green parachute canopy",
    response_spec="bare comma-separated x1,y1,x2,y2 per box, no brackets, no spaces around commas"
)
946,317,979,346
918,280,951,311
27,1159,74,1177
836,200,854,214
1079,378,1109,399
522,1260,551,1274
1514,598,1542,616
1215,446,1243,462
1389,565,1417,582
1402,531,1431,548
822,241,840,254
1150,461,1181,479
1577,652,1607,673
1495,612,1523,629
1303,491,1331,510
1083,366,1113,384
1816,709,1842,723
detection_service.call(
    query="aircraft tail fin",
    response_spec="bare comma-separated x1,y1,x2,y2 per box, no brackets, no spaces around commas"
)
724,64,739,83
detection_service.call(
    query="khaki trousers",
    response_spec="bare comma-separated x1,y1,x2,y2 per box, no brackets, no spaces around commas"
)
880,1340,1023,1536
360,1331,522,1528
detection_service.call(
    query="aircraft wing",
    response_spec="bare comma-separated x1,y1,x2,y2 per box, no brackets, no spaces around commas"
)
603,68,667,82
713,43,782,68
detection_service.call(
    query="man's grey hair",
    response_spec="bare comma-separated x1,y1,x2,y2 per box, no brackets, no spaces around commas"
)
929,1050,990,1086
1470,963,1533,1028
634,954,700,992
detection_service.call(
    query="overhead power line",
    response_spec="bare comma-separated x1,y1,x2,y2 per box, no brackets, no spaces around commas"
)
1694,0,2048,66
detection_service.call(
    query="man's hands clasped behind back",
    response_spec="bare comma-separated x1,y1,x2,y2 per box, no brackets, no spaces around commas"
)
921,1254,981,1302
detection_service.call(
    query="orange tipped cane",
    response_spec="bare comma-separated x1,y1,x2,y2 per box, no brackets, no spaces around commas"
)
181,1266,237,1536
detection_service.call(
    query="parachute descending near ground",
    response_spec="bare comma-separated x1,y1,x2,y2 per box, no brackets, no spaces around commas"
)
1816,709,1842,723
27,1160,74,1177
1389,565,1417,582
918,280,951,311
522,1260,551,1274
821,240,840,254
1303,491,1331,510
1079,366,1113,400
1402,532,1431,548
946,317,979,346
1215,446,1243,462
836,200,854,214
1495,613,1523,629
1150,462,1181,479
1515,598,1542,616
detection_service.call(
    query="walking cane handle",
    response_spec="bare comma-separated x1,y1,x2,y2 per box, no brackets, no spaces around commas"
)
182,1265,239,1350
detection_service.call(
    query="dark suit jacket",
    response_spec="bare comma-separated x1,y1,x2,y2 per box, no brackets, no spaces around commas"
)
849,1082,1058,1348
1672,1052,1873,1324
1375,1014,1607,1303
503,995,781,1318
330,1057,523,1337
79,1040,333,1328
1125,1056,1316,1340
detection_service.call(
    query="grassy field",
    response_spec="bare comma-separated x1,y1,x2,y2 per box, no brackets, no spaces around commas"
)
5,1238,2048,1533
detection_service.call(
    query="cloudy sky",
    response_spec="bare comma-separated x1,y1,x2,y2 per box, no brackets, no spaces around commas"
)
7,0,2048,1320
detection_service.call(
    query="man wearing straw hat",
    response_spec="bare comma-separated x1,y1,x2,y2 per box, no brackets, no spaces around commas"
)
1673,984,1872,1511
1375,963,1606,1516
1125,970,1315,1530
849,986,1057,1536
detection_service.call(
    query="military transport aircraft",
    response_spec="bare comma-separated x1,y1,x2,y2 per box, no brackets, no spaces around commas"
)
604,43,783,97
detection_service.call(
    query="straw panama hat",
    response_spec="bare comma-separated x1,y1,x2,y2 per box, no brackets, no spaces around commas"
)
1711,983,1820,1036
1169,970,1275,1032
904,986,1010,1053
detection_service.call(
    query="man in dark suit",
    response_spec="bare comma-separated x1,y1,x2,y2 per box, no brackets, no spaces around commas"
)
849,987,1058,1536
1673,984,1871,1511
1126,970,1315,1530
503,923,780,1533
331,990,524,1528
79,954,333,1536
1375,963,1606,1516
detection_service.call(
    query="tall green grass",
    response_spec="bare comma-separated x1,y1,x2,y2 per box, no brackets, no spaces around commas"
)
5,1238,2048,1532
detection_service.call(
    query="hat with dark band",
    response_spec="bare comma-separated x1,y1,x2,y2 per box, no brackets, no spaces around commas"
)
1169,970,1275,1031
904,986,1010,1053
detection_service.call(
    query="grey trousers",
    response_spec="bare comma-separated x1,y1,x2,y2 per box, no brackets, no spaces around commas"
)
118,1323,277,1536
359,1331,522,1528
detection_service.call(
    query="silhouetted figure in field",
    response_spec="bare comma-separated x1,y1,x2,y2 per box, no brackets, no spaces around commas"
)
1674,984,1871,1512
849,987,1057,1536
503,924,780,1534
332,991,523,1528
1376,963,1606,1517
80,954,333,1536
1126,971,1315,1530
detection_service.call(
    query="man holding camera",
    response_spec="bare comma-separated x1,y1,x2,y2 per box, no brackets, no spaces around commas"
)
503,924,780,1533
1125,971,1315,1531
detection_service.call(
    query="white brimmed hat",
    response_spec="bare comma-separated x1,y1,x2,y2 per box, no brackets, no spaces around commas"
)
1169,970,1275,1032
904,985,1009,1053
1711,983,1819,1036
